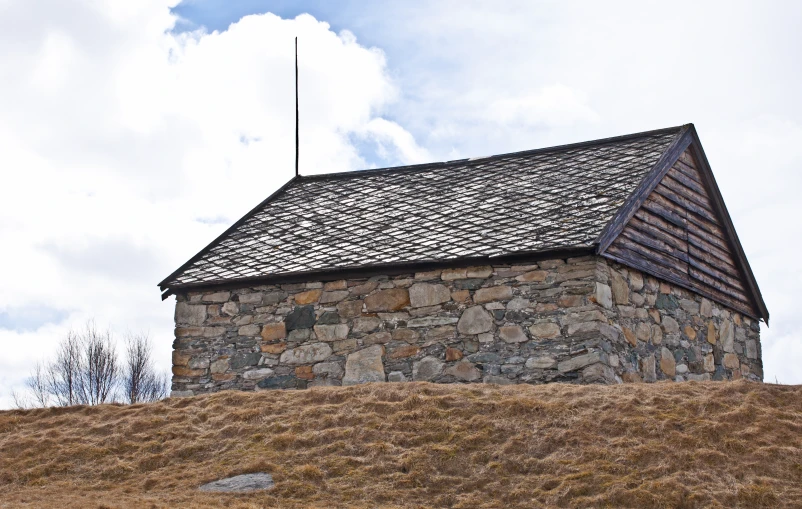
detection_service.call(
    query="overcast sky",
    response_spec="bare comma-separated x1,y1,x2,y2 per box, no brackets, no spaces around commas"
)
1,0,800,407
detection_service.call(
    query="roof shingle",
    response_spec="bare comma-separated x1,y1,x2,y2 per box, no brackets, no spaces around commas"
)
160,126,684,291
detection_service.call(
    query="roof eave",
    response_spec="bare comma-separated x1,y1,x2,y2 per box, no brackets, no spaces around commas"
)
159,245,597,300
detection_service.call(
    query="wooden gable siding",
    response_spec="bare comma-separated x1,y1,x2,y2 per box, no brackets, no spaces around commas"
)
603,147,758,318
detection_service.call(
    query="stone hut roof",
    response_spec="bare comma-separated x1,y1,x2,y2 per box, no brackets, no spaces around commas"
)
159,125,768,322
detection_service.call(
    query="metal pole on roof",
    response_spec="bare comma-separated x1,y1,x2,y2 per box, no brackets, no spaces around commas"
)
295,36,299,177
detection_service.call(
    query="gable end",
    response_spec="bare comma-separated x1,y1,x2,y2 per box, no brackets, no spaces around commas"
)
598,130,768,321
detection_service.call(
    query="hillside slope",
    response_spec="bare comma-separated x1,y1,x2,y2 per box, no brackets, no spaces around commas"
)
1,381,800,508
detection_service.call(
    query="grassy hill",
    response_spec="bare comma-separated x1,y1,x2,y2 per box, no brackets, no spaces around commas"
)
1,381,800,508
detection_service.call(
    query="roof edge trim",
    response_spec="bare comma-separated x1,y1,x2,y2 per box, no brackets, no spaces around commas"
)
158,175,300,292
685,126,770,324
595,124,693,253
297,125,687,182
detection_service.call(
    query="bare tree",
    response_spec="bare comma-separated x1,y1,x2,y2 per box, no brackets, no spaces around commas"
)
79,324,118,405
26,362,50,407
121,332,168,404
46,330,85,406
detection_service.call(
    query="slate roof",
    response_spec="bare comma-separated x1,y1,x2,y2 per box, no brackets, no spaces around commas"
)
160,126,687,294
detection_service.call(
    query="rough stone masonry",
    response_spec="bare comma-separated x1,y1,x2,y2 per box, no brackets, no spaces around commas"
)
170,256,762,396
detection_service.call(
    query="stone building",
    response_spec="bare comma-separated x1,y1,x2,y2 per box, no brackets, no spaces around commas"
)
159,124,769,396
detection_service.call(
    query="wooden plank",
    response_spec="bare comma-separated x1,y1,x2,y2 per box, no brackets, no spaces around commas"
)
641,197,687,229
660,173,714,212
688,243,739,277
628,214,687,252
667,166,707,197
674,158,703,183
620,226,689,263
687,233,737,269
610,236,690,281
633,209,688,244
654,184,718,224
688,254,746,292
678,149,697,169
688,265,749,303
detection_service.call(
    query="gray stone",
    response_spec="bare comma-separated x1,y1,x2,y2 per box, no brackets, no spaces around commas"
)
313,361,344,378
655,294,679,311
498,325,528,343
662,316,680,334
581,363,615,383
466,352,503,364
409,283,452,308
484,375,515,385
558,352,603,373
407,316,459,328
175,302,206,326
506,297,531,310
720,320,735,353
387,371,407,382
525,356,557,369
700,298,713,318
257,375,298,389
203,291,231,303
285,305,316,330
210,359,229,373
279,343,333,365
221,301,239,316
641,354,656,382
413,356,445,381
444,362,482,381
343,345,385,385
170,390,194,398
188,357,210,369
262,291,288,304
313,324,349,341
352,317,382,333
238,324,261,337
230,352,261,369
457,306,494,335
611,270,629,305
680,299,700,314
319,290,349,304
237,293,263,304
529,322,561,339
243,368,275,380
477,332,494,343
316,311,341,325
454,278,485,290
594,283,613,309
746,339,758,359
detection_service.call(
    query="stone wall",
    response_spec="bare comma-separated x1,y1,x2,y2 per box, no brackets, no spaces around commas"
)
170,256,762,396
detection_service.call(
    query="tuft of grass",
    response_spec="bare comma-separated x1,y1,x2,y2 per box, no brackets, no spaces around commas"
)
1,380,801,508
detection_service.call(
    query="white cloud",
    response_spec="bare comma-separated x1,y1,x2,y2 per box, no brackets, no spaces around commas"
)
0,1,424,407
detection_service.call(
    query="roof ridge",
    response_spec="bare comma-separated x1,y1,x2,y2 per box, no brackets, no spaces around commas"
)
298,124,689,182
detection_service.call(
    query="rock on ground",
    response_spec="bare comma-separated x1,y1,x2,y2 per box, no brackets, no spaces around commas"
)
198,473,274,492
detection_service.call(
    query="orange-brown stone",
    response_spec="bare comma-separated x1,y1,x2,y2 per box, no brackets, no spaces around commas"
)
445,347,464,361
295,289,322,305
684,325,697,341
623,327,637,347
390,345,420,359
261,342,287,354
450,289,471,303
364,288,410,312
172,366,206,377
295,365,314,380
261,322,287,342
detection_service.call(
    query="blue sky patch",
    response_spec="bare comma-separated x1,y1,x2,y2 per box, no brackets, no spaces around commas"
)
0,305,68,333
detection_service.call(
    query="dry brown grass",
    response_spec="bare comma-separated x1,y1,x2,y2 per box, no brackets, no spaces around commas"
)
1,381,801,508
